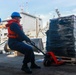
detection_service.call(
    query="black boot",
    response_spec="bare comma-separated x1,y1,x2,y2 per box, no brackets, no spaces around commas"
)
21,64,32,74
30,63,41,69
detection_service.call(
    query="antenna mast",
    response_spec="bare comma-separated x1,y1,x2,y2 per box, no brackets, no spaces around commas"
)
25,2,28,13
55,9,61,18
20,4,24,12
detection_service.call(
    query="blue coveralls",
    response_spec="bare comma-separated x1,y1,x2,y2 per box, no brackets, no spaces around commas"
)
8,23,35,64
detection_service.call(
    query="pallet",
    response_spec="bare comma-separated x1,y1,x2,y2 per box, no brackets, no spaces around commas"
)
56,56,76,65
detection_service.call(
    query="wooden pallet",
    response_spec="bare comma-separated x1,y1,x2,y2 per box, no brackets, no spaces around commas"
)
56,56,76,65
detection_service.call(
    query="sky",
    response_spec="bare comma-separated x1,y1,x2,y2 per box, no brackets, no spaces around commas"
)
0,0,76,26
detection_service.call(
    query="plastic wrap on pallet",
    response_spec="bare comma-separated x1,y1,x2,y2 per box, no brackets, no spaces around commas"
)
46,46,68,56
46,15,76,57
49,18,59,31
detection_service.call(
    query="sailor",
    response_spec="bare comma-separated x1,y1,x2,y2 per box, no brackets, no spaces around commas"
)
6,12,41,74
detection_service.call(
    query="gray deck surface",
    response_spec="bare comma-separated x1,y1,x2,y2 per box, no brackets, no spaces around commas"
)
0,54,76,75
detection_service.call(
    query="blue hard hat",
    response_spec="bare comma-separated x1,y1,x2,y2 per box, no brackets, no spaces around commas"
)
11,12,22,18
0,18,1,22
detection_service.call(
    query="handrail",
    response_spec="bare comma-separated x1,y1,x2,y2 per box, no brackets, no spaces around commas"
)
0,40,7,46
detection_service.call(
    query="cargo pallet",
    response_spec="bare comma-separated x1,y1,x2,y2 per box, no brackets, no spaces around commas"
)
56,56,76,65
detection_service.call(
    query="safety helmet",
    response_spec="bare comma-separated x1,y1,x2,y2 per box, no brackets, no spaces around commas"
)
11,12,22,18
0,18,1,22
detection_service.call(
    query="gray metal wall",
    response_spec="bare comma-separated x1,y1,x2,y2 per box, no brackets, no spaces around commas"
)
20,12,43,34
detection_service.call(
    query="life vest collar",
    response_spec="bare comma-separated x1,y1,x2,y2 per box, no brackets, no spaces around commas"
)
6,19,20,27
